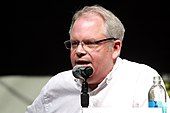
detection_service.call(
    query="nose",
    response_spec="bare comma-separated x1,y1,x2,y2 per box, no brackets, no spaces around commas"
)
75,42,87,57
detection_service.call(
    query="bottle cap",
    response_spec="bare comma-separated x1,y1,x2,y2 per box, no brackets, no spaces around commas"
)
153,76,161,84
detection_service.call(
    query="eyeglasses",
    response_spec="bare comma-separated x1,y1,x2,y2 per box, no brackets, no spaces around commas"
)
64,37,116,50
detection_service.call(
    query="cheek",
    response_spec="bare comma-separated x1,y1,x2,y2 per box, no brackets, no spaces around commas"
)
97,51,113,65
70,52,75,66
92,51,111,65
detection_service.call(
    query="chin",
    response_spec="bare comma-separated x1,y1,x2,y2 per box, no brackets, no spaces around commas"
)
87,77,96,84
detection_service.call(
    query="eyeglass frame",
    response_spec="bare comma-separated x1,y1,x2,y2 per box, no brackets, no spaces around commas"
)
64,37,117,50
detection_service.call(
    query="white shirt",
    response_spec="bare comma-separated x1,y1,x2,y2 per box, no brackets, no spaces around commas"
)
25,57,170,113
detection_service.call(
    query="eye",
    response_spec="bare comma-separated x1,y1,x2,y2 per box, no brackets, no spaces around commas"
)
69,40,79,49
71,40,79,46
83,40,99,48
83,40,95,45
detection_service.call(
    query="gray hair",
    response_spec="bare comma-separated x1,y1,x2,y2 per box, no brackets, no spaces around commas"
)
69,5,125,40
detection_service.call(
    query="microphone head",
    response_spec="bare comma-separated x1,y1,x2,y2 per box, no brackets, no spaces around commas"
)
72,66,82,79
83,66,93,78
72,66,85,80
72,66,93,80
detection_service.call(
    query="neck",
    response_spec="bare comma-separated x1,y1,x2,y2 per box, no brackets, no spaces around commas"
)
88,84,99,90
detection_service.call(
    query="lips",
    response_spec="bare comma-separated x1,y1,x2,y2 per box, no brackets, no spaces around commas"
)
75,60,91,65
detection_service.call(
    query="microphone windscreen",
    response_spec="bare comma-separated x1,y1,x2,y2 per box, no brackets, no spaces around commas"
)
72,66,82,79
72,66,93,80
84,66,93,78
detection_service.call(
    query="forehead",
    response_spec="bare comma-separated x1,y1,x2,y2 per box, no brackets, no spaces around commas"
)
70,14,106,40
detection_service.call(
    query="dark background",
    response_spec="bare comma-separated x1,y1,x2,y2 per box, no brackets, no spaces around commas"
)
2,0,170,76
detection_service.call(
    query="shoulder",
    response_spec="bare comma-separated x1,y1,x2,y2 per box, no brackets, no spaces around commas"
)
25,70,77,112
51,70,74,81
120,58,158,74
117,58,160,82
41,70,76,92
47,69,74,85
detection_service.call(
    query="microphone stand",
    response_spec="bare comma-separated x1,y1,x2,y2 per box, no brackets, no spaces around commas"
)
81,79,89,107
72,66,93,108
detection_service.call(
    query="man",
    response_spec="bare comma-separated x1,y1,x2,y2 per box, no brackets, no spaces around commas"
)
25,5,169,113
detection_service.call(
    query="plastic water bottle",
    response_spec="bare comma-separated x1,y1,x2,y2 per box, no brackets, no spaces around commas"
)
148,76,167,113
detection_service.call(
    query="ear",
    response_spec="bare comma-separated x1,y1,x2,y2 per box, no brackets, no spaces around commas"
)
112,40,122,59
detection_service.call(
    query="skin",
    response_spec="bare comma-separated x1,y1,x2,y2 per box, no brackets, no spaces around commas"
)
70,13,122,90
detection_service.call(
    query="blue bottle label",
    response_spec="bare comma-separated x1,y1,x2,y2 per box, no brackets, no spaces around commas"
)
149,100,163,107
149,100,157,107
149,100,167,113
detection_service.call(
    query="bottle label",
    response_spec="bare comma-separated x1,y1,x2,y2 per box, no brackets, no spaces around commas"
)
149,100,162,107
149,100,167,113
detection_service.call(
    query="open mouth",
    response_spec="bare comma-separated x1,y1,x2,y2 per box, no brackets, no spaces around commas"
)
75,60,91,65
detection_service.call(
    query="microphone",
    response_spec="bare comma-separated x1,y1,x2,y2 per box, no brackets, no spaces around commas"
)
72,66,93,81
72,66,93,107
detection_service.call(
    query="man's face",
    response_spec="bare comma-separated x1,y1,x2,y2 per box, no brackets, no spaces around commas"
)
70,14,118,86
